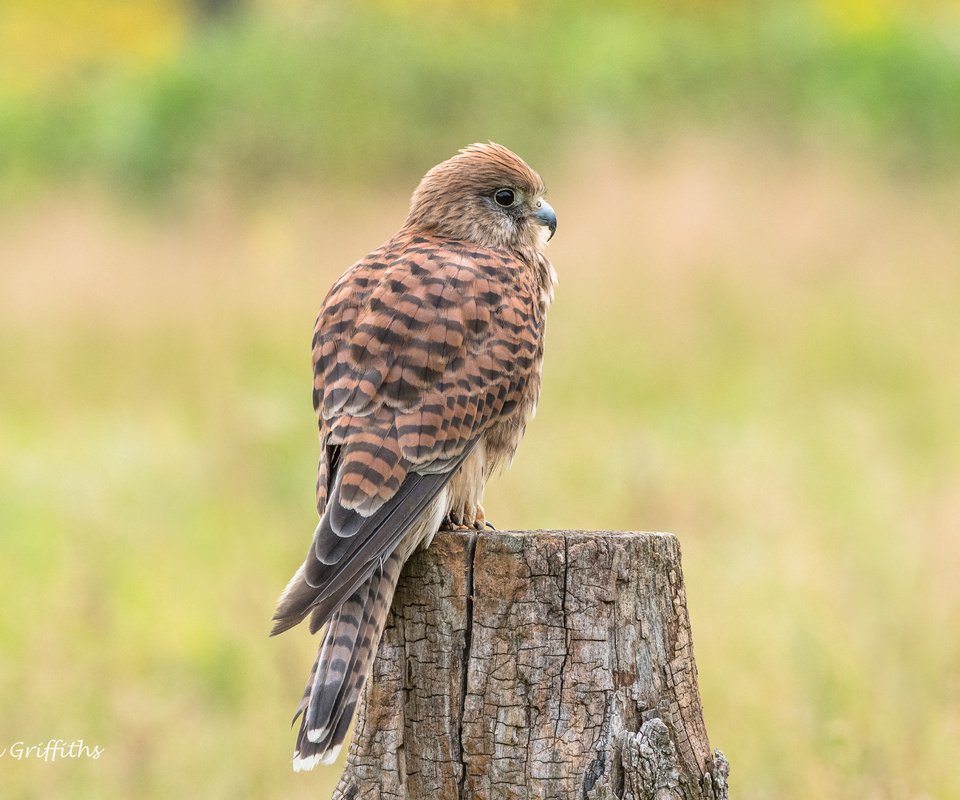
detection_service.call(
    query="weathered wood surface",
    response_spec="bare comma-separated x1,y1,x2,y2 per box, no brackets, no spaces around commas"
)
332,530,728,800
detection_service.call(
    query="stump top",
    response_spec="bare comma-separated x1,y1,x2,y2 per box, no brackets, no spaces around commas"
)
440,528,678,542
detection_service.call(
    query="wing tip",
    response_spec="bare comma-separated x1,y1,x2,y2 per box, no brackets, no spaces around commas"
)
271,563,317,635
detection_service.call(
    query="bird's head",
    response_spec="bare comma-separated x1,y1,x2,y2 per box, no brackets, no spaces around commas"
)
404,142,557,253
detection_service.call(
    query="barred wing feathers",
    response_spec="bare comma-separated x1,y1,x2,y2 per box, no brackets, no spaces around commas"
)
272,233,544,635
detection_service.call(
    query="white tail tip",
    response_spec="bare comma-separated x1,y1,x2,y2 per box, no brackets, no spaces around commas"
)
306,724,330,744
320,744,342,765
292,752,321,772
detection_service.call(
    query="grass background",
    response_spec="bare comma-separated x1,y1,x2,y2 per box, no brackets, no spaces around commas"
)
2,1,960,798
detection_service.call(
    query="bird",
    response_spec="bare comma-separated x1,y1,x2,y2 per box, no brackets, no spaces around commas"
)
271,142,558,772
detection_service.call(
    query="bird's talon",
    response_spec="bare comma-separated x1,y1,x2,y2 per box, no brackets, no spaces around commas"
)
473,504,495,530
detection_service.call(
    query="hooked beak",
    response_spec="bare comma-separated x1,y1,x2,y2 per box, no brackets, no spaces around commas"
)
532,199,557,241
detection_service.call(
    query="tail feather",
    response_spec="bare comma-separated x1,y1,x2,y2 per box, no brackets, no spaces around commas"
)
291,550,405,770
293,728,339,772
291,650,319,727
305,565,380,743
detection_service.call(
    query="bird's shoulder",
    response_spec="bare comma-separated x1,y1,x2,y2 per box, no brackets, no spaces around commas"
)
315,232,539,367
322,231,535,311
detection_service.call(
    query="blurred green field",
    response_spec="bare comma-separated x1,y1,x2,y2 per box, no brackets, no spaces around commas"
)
4,0,960,200
3,2,960,799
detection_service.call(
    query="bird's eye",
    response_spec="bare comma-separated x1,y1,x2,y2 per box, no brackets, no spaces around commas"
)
494,188,516,208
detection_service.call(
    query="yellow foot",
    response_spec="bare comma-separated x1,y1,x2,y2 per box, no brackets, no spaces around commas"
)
473,504,487,531
441,503,490,532
440,510,471,531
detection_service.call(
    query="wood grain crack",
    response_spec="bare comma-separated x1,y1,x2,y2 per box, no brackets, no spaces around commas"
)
456,530,478,800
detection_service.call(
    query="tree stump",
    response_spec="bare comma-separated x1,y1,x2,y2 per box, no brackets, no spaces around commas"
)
332,530,728,800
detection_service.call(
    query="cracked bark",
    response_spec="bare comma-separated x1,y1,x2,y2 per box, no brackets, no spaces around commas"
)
332,530,728,800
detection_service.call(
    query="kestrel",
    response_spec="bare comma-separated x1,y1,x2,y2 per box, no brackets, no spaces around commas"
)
271,143,558,771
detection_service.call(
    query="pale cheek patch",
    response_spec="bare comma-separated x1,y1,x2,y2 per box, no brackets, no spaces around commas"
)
526,222,553,252
535,224,553,250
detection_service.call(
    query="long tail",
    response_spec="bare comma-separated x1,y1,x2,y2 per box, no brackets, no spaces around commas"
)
291,550,405,772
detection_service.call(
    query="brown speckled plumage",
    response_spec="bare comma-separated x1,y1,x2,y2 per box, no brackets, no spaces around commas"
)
271,143,557,771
